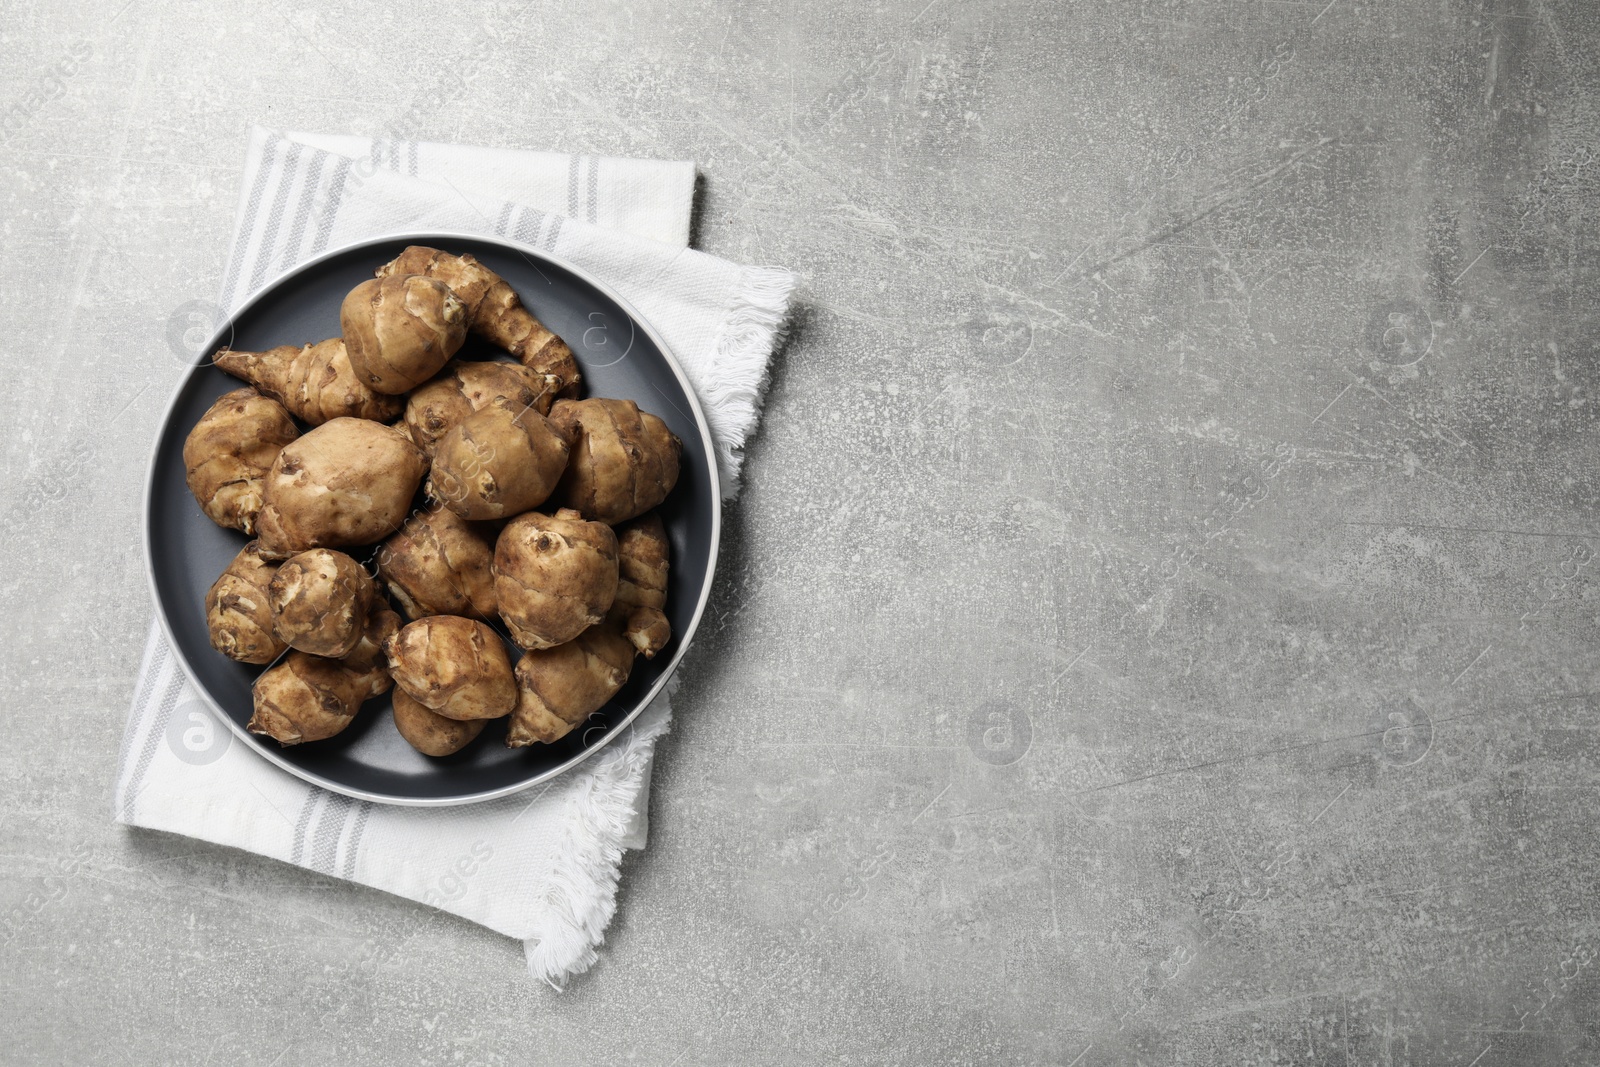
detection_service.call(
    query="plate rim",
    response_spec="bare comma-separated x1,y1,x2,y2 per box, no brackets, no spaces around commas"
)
142,230,722,807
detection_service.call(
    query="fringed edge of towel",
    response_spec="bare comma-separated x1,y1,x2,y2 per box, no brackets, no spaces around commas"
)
700,264,800,500
520,681,677,987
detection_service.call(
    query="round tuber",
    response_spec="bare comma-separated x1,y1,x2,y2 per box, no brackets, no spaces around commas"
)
205,541,287,664
268,549,381,658
247,651,372,745
254,417,428,559
428,397,569,521
548,398,682,524
375,504,498,622
183,388,299,535
383,615,517,721
392,688,487,757
493,509,618,650
340,274,467,394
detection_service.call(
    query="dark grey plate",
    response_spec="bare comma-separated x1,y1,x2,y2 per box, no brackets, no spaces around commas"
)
144,233,720,806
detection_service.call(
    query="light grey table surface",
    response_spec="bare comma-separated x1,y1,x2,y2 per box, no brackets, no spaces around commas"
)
4,1,1598,1063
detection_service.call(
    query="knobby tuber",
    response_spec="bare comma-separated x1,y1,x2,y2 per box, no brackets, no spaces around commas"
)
383,615,516,721
612,512,672,659
429,397,569,520
247,651,372,745
183,388,299,535
376,246,580,394
214,339,403,424
205,541,287,664
506,625,634,746
376,505,498,622
268,549,380,658
339,605,400,698
494,508,618,650
548,398,681,524
340,274,467,394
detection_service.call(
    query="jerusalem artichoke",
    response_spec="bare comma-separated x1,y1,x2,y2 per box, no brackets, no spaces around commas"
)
205,541,287,664
247,651,372,745
268,549,381,658
493,508,618,650
392,688,487,756
403,359,561,457
339,605,400,698
340,274,467,394
375,504,498,622
506,625,634,746
255,418,428,559
612,512,672,659
376,246,580,394
383,615,517,721
213,339,403,424
549,398,681,524
183,388,299,535
428,397,569,521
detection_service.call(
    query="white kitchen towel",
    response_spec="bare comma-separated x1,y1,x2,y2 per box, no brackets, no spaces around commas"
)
114,127,795,985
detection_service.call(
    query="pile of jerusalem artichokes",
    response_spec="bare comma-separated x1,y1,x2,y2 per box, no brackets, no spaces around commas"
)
184,247,680,757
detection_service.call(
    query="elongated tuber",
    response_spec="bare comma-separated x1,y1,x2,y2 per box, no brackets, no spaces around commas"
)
247,651,372,745
375,505,498,622
376,246,580,394
205,541,287,664
549,398,681,524
506,625,634,746
214,339,403,424
392,688,487,756
255,417,428,559
612,512,672,659
403,360,561,457
383,615,516,721
268,549,380,658
494,508,618,650
184,388,299,535
340,274,467,394
429,397,569,520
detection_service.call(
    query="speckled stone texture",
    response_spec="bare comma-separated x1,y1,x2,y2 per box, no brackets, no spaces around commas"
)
3,0,1598,1063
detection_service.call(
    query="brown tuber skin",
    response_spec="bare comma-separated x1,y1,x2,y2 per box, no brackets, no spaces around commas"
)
183,388,299,535
340,274,467,394
612,512,672,659
494,509,618,650
383,615,517,721
392,688,487,756
255,418,428,559
506,625,634,746
377,247,580,395
503,513,674,746
248,651,372,745
339,606,400,698
213,339,403,424
205,541,287,664
268,549,380,658
376,505,499,622
428,397,569,521
548,398,682,524
403,360,561,457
